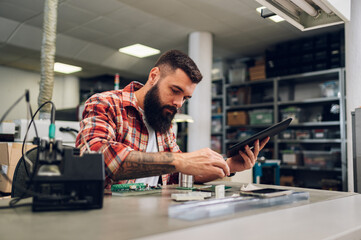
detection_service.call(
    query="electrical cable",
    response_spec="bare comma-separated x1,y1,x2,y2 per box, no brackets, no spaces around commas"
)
21,102,56,177
26,90,38,138
0,95,85,210
0,202,32,209
21,90,38,177
0,91,26,124
22,103,35,176
0,96,64,209
59,126,78,133
0,168,71,209
17,101,55,199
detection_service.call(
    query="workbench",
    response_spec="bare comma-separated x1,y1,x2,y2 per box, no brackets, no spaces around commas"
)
0,182,361,240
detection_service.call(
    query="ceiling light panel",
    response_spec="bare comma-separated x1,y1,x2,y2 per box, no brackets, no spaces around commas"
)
119,44,160,58
54,62,82,74
270,15,285,22
257,6,285,23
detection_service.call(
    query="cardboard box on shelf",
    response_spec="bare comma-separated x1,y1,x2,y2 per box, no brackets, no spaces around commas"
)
0,143,36,193
227,111,248,126
280,176,295,186
249,65,266,81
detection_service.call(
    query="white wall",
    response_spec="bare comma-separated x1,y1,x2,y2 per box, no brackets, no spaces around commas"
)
345,0,361,192
0,65,80,121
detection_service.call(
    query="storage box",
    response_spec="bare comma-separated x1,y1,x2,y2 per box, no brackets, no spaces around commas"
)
282,151,303,165
295,130,311,140
211,116,222,133
0,143,36,193
303,150,339,168
229,67,247,84
321,179,341,191
312,129,329,139
227,88,248,106
314,35,328,49
280,176,295,186
249,109,273,125
279,129,294,139
227,111,248,126
249,65,266,81
237,129,256,141
212,82,222,96
320,81,339,97
280,107,301,124
212,61,228,80
211,100,222,114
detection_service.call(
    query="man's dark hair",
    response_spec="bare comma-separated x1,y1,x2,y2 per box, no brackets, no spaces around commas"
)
154,50,203,83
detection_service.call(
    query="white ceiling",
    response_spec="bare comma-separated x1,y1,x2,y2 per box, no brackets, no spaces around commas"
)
0,0,344,81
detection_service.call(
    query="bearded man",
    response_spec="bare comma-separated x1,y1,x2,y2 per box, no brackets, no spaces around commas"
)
76,50,269,188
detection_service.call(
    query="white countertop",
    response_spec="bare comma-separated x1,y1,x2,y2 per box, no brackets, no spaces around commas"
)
0,182,360,240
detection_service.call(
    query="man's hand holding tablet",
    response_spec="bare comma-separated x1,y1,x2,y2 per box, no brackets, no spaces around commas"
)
225,118,292,174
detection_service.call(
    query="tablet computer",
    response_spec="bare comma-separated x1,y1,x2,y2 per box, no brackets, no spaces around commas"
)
226,118,292,157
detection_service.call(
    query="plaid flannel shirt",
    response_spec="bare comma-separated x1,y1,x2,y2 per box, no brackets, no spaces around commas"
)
76,81,181,188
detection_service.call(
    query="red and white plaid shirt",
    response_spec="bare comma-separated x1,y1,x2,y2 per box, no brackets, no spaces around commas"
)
76,81,181,188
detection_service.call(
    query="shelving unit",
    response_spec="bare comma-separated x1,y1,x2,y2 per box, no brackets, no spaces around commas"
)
211,77,226,154
222,68,346,191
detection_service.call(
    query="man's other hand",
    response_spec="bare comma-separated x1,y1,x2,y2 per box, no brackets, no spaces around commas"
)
226,137,270,173
175,148,230,179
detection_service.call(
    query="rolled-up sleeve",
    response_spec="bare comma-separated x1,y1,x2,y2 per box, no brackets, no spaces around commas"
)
76,93,133,181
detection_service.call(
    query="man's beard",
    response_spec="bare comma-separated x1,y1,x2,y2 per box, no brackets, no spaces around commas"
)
144,84,177,134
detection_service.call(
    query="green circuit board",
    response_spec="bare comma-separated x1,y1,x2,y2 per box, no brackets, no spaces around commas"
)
111,183,147,192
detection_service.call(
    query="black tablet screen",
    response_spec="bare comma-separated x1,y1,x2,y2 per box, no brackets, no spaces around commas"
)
226,118,292,157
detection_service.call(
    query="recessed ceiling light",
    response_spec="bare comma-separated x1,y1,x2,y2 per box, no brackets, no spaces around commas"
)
256,6,266,13
270,15,285,22
119,44,160,58
54,62,82,74
256,6,284,23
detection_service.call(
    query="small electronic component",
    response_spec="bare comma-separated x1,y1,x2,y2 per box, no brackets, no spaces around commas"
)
215,185,225,198
193,185,232,192
171,192,212,202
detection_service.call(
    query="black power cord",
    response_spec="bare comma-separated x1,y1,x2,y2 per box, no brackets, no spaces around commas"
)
0,92,63,209
0,91,27,124
59,127,78,133
13,100,57,207
0,169,71,209
21,100,55,178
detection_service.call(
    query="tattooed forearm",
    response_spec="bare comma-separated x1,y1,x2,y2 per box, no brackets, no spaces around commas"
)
112,151,177,181
125,151,175,163
115,162,176,180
